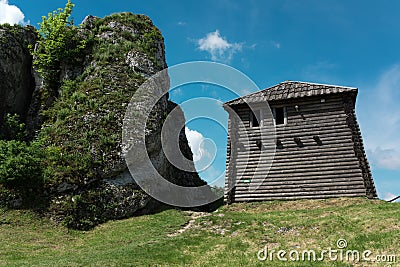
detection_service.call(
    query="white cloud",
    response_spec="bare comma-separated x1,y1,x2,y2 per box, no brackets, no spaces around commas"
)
301,61,338,82
360,65,400,170
185,127,207,162
185,127,225,185
171,87,183,97
0,0,25,25
249,43,257,50
197,30,242,63
368,147,400,170
240,88,254,95
376,65,400,104
383,192,398,201
271,41,281,49
200,165,225,186
215,99,223,106
185,126,217,169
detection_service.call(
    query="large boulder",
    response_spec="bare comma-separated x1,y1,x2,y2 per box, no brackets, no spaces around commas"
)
1,14,211,228
0,25,36,128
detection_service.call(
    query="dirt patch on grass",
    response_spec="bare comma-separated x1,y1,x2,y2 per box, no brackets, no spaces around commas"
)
223,197,383,214
167,211,211,237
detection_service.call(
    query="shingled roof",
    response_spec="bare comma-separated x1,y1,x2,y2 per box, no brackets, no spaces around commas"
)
224,81,358,106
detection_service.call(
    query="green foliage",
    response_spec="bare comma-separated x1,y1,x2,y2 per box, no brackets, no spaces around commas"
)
0,140,44,190
0,23,27,44
92,12,164,66
1,9,170,230
29,0,86,87
0,113,27,141
31,11,163,188
1,11,166,221
2,8,165,193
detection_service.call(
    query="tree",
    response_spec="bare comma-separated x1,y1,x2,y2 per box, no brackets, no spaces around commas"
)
30,0,86,87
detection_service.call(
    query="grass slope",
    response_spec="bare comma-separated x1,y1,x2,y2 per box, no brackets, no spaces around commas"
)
0,197,398,266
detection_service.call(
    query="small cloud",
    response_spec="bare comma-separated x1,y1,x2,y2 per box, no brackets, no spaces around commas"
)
185,127,208,162
185,127,218,173
271,41,281,49
200,84,209,92
215,99,223,106
241,57,250,69
361,65,400,170
197,30,242,63
240,88,254,95
368,147,400,170
185,127,224,185
177,21,186,26
383,192,398,201
375,65,400,104
200,165,225,186
301,61,338,82
0,0,26,25
171,87,183,97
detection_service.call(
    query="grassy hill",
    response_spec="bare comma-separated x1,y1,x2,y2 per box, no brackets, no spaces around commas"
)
0,197,398,266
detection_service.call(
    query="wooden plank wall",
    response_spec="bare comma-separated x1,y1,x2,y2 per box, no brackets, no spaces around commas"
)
224,94,372,202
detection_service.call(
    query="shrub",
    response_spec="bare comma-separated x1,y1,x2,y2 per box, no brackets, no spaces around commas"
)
0,140,44,190
0,113,27,141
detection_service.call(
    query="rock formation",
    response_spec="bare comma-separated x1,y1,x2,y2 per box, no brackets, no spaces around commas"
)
0,13,210,229
0,25,36,128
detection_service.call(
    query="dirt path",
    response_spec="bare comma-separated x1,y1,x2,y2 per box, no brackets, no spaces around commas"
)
167,211,211,237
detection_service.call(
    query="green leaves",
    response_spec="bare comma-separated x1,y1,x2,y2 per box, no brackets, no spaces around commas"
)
0,140,44,189
30,0,86,87
1,113,27,141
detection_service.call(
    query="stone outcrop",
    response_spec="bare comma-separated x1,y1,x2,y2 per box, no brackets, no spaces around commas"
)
0,25,36,127
0,13,210,229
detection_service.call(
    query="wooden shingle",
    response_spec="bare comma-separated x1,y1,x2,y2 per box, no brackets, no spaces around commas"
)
224,81,358,106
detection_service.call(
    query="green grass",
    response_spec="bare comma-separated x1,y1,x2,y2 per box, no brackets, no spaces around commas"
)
0,197,398,266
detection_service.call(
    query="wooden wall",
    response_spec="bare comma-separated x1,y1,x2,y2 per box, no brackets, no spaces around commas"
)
224,93,377,203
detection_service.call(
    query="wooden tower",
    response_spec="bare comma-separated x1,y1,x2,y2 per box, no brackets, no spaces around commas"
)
223,81,377,203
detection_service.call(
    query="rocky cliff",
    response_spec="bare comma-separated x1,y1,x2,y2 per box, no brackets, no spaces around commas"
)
0,13,209,229
0,25,36,131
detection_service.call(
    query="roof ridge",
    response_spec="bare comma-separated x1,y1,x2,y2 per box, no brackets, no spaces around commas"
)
283,80,358,89
223,80,358,106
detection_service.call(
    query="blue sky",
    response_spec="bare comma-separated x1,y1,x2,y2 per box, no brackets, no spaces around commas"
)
3,0,400,201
